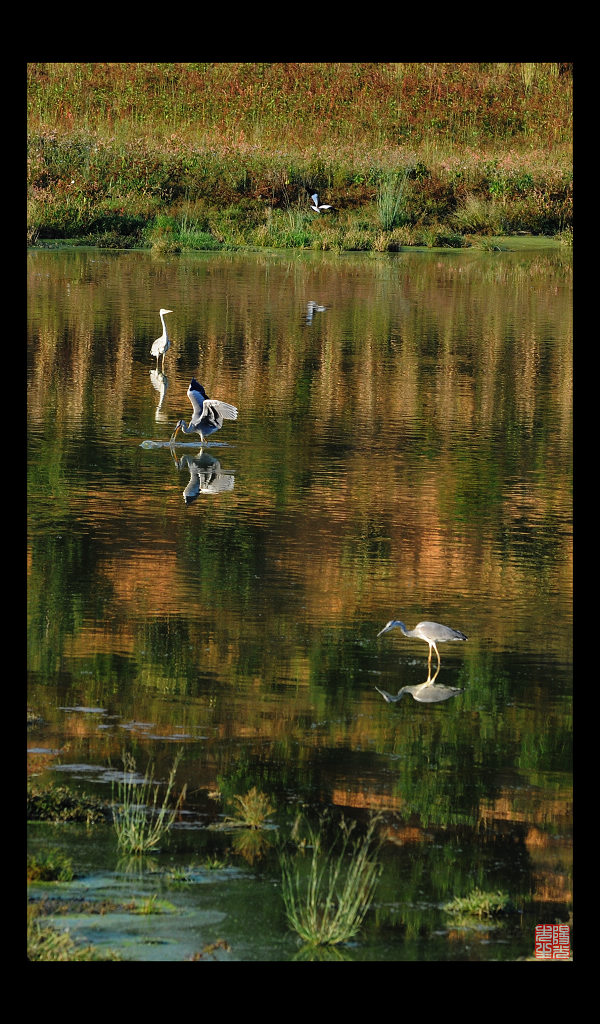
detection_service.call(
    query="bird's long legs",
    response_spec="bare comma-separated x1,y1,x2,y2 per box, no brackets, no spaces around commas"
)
426,642,441,682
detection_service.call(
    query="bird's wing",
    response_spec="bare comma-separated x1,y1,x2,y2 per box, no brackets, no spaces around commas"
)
187,384,207,419
151,337,163,356
311,194,319,205
205,400,238,421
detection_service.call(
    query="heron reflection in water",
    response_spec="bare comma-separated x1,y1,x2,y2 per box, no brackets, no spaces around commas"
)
377,618,468,677
172,450,235,505
306,300,328,324
375,669,464,705
150,369,169,421
170,379,238,444
150,308,173,371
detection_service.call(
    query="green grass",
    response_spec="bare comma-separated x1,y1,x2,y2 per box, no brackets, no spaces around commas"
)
223,786,275,829
112,751,187,855
443,887,513,924
27,783,111,824
27,905,121,961
279,814,382,947
27,850,74,883
27,63,572,250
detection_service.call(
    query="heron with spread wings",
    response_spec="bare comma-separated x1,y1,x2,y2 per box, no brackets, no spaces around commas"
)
170,379,238,444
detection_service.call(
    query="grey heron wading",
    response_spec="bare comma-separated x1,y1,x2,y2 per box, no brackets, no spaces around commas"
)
377,618,468,676
150,308,173,371
170,379,238,444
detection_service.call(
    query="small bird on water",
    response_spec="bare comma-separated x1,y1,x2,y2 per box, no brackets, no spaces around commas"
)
170,378,238,444
150,308,173,371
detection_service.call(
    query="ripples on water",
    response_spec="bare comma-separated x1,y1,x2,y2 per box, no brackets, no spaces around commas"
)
27,246,572,961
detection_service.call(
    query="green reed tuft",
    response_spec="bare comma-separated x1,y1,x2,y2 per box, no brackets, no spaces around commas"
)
112,751,187,855
443,887,513,924
376,169,411,231
280,813,382,946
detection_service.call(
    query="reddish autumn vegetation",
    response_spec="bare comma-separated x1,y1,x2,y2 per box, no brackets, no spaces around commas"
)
27,62,572,250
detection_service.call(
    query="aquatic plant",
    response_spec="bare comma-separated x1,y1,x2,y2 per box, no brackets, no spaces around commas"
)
27,905,121,961
130,895,176,915
223,786,275,829
443,887,513,923
27,782,111,824
27,850,74,883
279,813,382,946
112,751,187,855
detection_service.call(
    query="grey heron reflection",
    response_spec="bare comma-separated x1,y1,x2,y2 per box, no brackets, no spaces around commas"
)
375,679,463,704
150,308,173,371
170,379,238,444
377,618,467,676
172,450,235,505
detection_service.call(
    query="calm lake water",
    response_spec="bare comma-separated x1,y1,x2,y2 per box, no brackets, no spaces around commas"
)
27,243,572,962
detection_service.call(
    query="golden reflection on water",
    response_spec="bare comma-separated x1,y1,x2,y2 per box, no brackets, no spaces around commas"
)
27,247,572,924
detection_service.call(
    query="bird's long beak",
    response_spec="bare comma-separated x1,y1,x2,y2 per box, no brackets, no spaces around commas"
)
169,423,181,444
377,622,393,637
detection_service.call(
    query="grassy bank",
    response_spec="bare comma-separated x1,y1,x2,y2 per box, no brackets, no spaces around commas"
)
27,62,573,251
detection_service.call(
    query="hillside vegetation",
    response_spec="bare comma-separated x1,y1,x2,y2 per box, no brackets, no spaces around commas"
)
27,62,573,251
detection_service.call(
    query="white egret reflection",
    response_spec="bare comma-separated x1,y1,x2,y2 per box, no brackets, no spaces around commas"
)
149,369,169,421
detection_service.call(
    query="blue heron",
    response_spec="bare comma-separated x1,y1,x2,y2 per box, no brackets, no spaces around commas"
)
170,379,238,444
150,308,173,371
375,681,463,704
310,192,332,213
377,618,467,676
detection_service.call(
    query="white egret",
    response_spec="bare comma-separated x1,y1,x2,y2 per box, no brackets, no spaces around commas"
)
170,379,238,444
150,308,173,371
377,618,468,676
310,192,332,213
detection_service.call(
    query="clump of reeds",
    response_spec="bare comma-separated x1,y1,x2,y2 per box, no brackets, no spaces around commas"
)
443,887,513,924
223,786,275,829
27,905,121,961
377,170,411,231
27,850,74,883
279,813,382,947
112,751,187,855
27,782,111,824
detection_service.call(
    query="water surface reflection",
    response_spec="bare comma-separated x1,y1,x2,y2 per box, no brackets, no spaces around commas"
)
27,245,572,961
